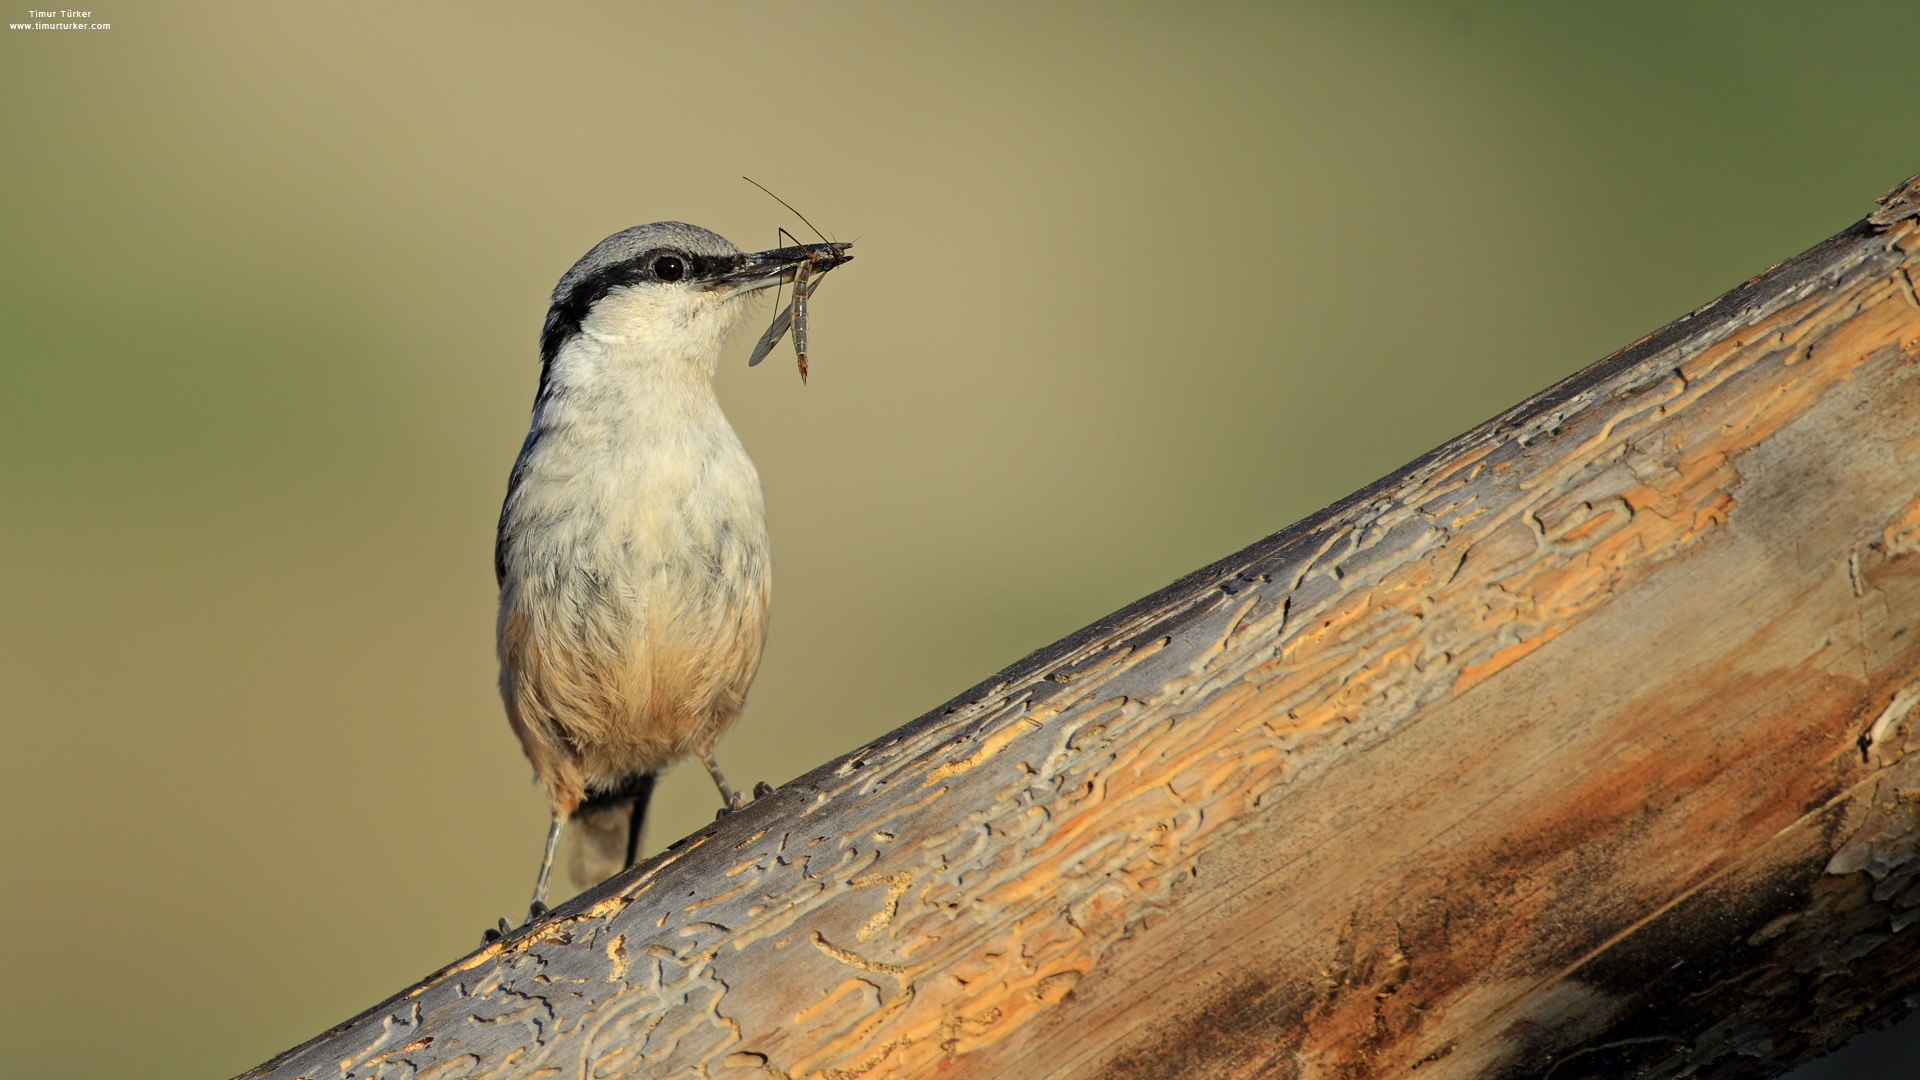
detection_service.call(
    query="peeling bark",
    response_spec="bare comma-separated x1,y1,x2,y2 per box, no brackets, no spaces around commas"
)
243,180,1920,1080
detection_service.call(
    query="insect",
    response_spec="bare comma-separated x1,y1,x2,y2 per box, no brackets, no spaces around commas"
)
743,178,849,384
791,255,814,382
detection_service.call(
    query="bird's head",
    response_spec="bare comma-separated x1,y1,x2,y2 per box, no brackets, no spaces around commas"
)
540,221,851,378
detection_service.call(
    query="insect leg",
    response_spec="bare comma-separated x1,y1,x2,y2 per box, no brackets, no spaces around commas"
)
747,229,803,368
746,300,794,367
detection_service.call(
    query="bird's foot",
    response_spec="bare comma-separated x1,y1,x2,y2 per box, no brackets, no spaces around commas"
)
482,916,512,946
715,783,767,819
526,900,548,924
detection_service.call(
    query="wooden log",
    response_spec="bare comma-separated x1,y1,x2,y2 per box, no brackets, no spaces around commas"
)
243,176,1920,1080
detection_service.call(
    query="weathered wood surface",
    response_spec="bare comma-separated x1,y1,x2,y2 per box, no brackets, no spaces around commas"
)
246,183,1920,1080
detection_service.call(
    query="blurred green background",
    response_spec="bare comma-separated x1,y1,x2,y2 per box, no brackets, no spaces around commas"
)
1,2,1913,1077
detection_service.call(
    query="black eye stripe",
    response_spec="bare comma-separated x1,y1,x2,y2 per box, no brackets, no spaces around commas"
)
535,249,747,400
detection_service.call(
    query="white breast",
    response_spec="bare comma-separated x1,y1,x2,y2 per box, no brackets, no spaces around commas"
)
498,327,771,771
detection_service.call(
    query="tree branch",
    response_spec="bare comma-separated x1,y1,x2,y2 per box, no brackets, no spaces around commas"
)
243,175,1920,1080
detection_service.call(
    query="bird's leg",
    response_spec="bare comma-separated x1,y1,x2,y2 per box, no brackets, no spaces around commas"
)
527,812,563,923
623,795,645,870
486,812,564,943
702,752,745,814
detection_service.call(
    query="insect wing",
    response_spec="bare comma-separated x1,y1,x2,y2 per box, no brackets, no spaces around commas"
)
747,303,794,367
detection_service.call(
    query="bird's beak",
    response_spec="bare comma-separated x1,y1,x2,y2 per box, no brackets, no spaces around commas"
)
711,241,854,299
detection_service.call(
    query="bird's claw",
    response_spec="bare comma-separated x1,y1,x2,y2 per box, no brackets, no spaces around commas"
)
482,916,513,946
526,900,548,923
715,784,773,820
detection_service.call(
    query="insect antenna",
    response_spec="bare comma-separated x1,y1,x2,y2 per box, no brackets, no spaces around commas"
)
743,176,833,245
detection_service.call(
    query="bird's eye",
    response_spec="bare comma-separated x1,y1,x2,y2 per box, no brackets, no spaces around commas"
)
652,255,685,282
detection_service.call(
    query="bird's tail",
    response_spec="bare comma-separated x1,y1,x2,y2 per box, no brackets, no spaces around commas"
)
567,773,657,888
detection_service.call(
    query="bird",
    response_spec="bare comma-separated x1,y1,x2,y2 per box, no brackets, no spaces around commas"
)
493,221,851,928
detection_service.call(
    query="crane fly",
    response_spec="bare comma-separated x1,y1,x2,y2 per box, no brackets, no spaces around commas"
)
743,179,849,384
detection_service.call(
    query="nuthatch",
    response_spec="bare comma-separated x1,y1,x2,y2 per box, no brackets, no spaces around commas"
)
493,222,851,925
